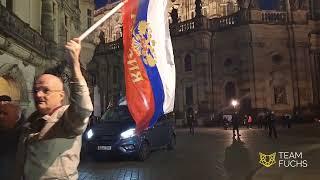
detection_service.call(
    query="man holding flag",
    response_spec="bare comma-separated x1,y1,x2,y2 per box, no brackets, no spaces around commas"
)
79,0,175,132
15,39,93,180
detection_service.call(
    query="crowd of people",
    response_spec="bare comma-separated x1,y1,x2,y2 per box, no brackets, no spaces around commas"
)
183,108,298,138
220,111,279,138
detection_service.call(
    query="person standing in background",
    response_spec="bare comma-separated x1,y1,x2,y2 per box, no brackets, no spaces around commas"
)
186,107,195,135
267,112,278,138
247,115,253,129
0,95,22,180
232,112,241,138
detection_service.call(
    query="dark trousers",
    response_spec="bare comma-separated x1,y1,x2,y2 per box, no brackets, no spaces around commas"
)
268,124,277,138
188,123,194,135
233,125,240,136
264,122,268,130
258,120,263,128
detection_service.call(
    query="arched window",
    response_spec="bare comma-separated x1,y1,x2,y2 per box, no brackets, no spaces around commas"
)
225,82,236,103
184,54,192,72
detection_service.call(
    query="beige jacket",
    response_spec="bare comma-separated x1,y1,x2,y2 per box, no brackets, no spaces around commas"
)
17,80,93,180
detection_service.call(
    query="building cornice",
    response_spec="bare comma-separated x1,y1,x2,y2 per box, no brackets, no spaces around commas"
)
0,3,52,58
0,35,57,67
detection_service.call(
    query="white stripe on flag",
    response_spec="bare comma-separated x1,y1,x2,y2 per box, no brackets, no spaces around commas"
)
148,0,176,113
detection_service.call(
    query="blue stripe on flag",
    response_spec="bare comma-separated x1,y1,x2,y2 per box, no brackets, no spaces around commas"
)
135,0,165,127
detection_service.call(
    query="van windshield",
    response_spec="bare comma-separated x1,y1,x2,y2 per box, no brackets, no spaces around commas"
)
100,106,134,123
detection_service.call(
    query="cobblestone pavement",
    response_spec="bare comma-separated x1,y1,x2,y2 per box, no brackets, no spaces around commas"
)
79,124,320,180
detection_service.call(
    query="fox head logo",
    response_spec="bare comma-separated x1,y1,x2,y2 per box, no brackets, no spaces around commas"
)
259,152,277,167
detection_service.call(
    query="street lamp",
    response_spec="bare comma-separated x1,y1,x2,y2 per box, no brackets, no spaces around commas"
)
231,99,239,109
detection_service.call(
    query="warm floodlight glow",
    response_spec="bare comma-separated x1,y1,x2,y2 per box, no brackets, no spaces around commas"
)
231,99,239,108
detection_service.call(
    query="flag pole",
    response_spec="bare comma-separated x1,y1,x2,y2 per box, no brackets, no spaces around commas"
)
78,0,127,41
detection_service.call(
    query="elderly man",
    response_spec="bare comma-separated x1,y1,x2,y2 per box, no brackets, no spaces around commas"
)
15,38,93,180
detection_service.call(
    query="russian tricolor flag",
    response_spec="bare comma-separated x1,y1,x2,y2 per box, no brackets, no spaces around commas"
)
122,0,175,131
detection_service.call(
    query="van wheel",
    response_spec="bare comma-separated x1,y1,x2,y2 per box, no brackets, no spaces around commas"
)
137,141,150,161
167,134,176,150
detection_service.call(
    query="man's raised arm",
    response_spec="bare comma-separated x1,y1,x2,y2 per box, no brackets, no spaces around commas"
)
64,38,93,135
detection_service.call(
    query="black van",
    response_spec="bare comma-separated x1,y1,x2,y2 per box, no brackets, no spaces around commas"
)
84,105,176,161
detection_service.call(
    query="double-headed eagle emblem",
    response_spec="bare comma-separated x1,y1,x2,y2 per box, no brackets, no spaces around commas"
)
131,21,157,67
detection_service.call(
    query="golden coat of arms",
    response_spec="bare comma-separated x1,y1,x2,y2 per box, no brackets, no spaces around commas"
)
131,21,157,67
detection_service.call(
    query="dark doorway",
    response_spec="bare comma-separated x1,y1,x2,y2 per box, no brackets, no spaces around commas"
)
225,82,236,104
240,98,252,115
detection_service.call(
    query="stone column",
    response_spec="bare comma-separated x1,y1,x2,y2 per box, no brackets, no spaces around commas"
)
41,0,54,42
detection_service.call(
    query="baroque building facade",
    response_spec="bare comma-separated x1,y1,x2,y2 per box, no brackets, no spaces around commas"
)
93,0,238,44
0,0,95,116
90,0,320,125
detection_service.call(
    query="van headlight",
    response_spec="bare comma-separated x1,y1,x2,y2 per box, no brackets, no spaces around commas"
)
120,128,136,139
86,129,94,139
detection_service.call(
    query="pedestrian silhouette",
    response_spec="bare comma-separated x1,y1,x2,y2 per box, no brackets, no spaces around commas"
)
231,112,240,137
267,112,278,138
186,107,195,135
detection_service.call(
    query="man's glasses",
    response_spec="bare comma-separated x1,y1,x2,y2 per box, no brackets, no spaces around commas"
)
32,87,63,95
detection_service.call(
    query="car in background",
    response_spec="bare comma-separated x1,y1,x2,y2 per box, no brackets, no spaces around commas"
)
85,105,176,161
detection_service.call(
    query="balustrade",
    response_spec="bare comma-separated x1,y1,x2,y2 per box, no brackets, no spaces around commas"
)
103,9,291,51
261,10,287,24
209,10,249,31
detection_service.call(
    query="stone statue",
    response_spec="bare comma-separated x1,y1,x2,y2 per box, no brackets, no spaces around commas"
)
237,0,251,9
195,0,203,17
297,0,307,10
99,31,105,44
249,0,259,9
170,7,179,24
290,0,308,10
289,0,296,10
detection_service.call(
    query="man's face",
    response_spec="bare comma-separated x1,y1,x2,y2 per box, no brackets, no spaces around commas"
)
33,74,64,115
0,103,19,129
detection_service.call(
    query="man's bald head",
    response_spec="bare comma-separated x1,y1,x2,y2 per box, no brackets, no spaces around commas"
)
35,74,64,90
33,74,65,115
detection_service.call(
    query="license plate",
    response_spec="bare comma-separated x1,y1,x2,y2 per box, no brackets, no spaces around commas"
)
97,146,111,150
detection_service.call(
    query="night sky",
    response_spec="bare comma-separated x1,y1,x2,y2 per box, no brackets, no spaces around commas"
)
94,0,122,9
95,0,108,9
259,0,279,10
95,0,278,10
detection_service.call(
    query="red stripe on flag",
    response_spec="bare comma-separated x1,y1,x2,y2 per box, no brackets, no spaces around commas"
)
122,0,155,132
